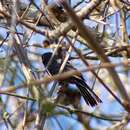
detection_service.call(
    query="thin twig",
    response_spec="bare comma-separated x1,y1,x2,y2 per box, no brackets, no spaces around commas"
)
56,104,122,122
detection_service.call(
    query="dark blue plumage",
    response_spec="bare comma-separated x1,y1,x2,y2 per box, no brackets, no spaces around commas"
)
42,52,102,107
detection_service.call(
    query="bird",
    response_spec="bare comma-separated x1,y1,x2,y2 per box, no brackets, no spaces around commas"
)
42,52,102,107
46,4,68,26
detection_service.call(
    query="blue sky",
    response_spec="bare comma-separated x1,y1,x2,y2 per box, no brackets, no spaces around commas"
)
0,1,130,130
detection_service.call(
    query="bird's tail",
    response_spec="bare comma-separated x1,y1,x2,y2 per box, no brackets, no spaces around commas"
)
75,81,102,107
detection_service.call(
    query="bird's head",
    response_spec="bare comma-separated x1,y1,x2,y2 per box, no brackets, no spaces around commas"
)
42,52,52,66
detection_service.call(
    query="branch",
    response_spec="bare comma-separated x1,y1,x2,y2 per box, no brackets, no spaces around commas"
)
59,0,130,109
